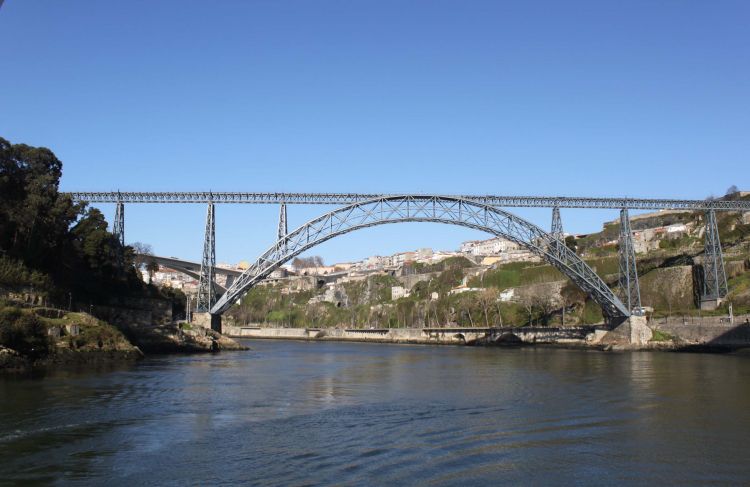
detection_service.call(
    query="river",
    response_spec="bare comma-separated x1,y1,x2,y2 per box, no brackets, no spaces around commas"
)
2,341,750,485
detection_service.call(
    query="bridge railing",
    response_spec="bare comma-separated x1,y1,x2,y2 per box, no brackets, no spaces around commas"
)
65,191,750,211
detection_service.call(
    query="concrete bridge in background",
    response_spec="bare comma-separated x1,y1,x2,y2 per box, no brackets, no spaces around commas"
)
138,254,243,292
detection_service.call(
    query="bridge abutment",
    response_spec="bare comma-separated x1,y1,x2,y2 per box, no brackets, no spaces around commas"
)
210,314,222,333
192,312,222,334
597,315,653,347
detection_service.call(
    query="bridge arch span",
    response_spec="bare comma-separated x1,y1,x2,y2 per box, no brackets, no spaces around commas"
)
211,195,629,323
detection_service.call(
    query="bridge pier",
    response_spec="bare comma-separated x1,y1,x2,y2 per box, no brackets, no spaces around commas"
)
278,202,288,252
196,199,216,312
596,315,653,347
701,209,728,310
113,197,125,246
551,205,564,242
618,208,642,314
210,314,222,333
190,312,222,333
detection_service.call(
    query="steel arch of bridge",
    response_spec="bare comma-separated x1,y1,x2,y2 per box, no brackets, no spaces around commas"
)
211,195,630,323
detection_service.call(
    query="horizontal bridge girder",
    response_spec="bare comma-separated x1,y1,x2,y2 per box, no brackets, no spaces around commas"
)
65,192,750,211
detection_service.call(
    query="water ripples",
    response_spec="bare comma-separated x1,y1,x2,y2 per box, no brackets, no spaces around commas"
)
2,342,750,485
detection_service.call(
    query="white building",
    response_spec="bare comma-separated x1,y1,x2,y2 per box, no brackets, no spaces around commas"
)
364,255,391,269
460,237,519,256
391,286,410,300
391,251,417,266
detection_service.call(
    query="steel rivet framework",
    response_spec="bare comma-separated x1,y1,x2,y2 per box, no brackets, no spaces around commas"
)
66,191,750,211
277,202,288,252
211,195,631,326
702,209,728,302
618,209,642,314
113,197,125,247
196,199,216,312
551,206,564,242
112,194,125,268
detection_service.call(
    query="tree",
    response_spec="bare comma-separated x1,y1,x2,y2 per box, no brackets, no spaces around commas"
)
145,260,159,284
477,288,499,327
292,256,324,269
726,185,739,195
130,242,153,280
560,281,586,326
0,137,81,270
532,291,559,326
519,294,535,326
0,137,168,310
564,235,578,253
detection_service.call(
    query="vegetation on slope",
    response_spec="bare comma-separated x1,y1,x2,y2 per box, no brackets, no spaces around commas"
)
0,136,185,363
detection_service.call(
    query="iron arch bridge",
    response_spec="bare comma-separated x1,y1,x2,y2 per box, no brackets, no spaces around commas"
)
211,195,630,323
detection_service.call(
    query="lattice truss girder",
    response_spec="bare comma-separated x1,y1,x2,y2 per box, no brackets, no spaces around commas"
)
196,202,216,312
703,209,728,300
68,191,750,211
113,201,125,246
551,206,564,242
211,196,630,323
617,209,641,312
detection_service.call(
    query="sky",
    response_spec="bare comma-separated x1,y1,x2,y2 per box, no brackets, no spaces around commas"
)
1,1,748,265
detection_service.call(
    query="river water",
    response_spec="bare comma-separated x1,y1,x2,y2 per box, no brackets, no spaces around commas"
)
1,341,750,485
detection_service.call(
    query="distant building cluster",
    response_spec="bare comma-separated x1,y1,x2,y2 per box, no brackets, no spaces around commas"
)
146,235,545,298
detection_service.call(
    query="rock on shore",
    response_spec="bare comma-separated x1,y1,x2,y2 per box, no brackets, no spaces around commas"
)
123,324,249,354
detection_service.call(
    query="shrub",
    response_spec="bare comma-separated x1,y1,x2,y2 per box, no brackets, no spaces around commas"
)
0,307,51,359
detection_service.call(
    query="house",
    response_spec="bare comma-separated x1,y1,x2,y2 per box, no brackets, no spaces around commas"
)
391,286,410,300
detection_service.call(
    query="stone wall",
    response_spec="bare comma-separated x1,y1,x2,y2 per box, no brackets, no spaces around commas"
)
651,321,750,347
639,266,695,310
397,272,438,290
93,297,172,328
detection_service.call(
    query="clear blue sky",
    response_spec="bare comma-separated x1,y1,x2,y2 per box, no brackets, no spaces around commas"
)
1,1,748,265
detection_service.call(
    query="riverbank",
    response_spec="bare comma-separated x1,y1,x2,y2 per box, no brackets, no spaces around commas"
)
0,304,248,372
120,323,249,354
224,321,750,351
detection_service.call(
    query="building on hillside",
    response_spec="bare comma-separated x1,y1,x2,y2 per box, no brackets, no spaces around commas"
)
297,265,338,276
460,237,540,264
269,268,288,279
429,251,459,263
416,248,433,261
364,255,391,269
333,262,356,271
391,286,410,300
460,237,519,256
391,251,417,266
149,267,191,289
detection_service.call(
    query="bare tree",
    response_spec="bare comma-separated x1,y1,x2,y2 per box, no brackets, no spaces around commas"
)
292,256,325,269
519,294,535,326
532,291,559,327
477,288,499,327
145,259,159,284
130,241,153,277
560,282,586,326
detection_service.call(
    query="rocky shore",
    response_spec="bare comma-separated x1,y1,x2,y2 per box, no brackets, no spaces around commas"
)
121,324,249,354
0,305,248,372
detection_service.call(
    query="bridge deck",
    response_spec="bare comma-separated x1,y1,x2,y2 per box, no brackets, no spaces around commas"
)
67,192,750,211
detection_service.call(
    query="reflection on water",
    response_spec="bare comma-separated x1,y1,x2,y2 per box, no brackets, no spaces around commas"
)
2,342,750,485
